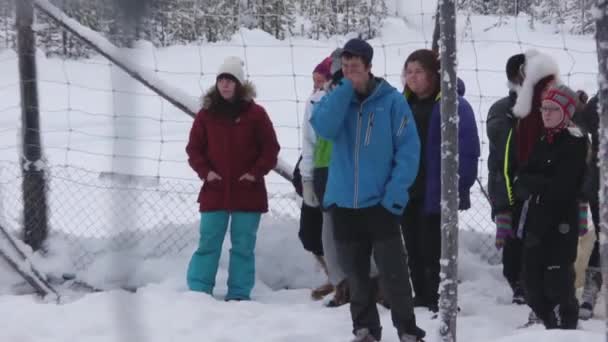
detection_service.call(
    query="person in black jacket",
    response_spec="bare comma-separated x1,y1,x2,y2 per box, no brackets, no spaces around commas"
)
573,94,602,320
515,84,587,329
486,53,526,304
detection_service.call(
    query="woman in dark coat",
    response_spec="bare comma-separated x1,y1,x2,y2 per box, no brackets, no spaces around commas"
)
401,49,480,312
515,84,587,329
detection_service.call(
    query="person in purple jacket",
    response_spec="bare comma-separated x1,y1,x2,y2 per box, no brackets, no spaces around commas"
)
400,49,480,313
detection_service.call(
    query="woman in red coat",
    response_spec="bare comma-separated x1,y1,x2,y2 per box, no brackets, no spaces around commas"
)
185,56,280,301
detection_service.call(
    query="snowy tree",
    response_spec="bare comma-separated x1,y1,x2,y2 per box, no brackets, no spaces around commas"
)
457,0,491,14
0,0,16,50
36,0,66,57
8,0,391,53
193,0,236,42
268,0,295,39
307,0,336,39
341,0,358,35
250,0,273,34
172,0,198,43
358,0,387,39
534,0,566,32
567,0,594,34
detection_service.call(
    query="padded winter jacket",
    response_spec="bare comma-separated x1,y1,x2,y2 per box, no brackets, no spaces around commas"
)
486,91,518,217
405,80,480,214
310,77,420,215
514,129,587,264
186,82,280,212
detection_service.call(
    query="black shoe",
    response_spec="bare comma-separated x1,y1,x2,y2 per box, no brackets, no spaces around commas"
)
512,286,526,305
413,296,428,307
579,302,594,320
401,324,426,341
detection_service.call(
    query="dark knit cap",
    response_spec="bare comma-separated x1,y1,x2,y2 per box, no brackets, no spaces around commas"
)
506,54,525,83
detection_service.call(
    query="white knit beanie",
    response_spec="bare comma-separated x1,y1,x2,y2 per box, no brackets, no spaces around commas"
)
217,56,245,84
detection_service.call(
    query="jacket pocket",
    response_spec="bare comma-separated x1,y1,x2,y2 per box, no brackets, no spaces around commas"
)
204,179,223,190
364,112,374,146
235,177,260,190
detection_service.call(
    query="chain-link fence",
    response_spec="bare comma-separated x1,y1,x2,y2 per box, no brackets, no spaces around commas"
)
0,160,301,270
0,159,497,271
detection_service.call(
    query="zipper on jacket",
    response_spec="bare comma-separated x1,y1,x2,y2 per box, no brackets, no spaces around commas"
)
226,122,233,209
364,112,374,146
396,116,407,137
354,108,363,208
353,81,383,209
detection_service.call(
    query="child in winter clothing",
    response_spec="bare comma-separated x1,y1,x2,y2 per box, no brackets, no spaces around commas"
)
295,57,333,300
516,84,587,329
185,56,280,301
303,50,374,307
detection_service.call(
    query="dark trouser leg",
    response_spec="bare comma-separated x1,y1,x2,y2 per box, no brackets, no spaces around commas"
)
522,247,555,328
400,200,425,303
372,211,417,338
298,203,324,256
544,263,578,329
422,213,441,310
503,237,524,292
588,199,600,268
333,207,382,341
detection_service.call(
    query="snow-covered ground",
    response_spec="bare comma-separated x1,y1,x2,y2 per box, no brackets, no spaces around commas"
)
0,2,604,341
0,232,603,342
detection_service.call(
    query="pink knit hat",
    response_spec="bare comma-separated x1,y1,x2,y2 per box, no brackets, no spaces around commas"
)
313,57,332,80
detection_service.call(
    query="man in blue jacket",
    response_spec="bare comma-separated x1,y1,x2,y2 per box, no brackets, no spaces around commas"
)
311,38,425,342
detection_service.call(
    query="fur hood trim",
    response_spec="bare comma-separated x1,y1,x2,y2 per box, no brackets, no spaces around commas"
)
201,80,257,110
512,49,560,118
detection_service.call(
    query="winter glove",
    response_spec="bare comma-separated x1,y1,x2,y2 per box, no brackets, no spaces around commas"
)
495,211,514,249
579,201,589,236
302,180,320,207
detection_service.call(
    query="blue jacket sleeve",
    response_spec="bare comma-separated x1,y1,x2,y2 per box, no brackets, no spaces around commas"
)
310,79,355,140
458,98,480,192
381,93,421,215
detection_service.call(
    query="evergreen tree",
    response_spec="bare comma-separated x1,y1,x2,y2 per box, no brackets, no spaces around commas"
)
535,0,565,31
341,0,358,35
567,0,594,34
36,0,66,57
268,0,295,39
308,0,334,39
173,0,197,44
0,0,15,50
359,0,387,39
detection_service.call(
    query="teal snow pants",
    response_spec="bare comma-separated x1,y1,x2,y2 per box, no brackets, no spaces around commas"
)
187,211,261,300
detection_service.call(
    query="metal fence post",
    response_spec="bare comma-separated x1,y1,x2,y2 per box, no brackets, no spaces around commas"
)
16,0,48,251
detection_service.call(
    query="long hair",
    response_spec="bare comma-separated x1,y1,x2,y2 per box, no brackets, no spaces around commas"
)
403,49,440,96
516,75,555,163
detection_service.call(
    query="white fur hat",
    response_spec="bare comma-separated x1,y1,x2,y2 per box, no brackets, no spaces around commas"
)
512,49,560,118
217,56,245,84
